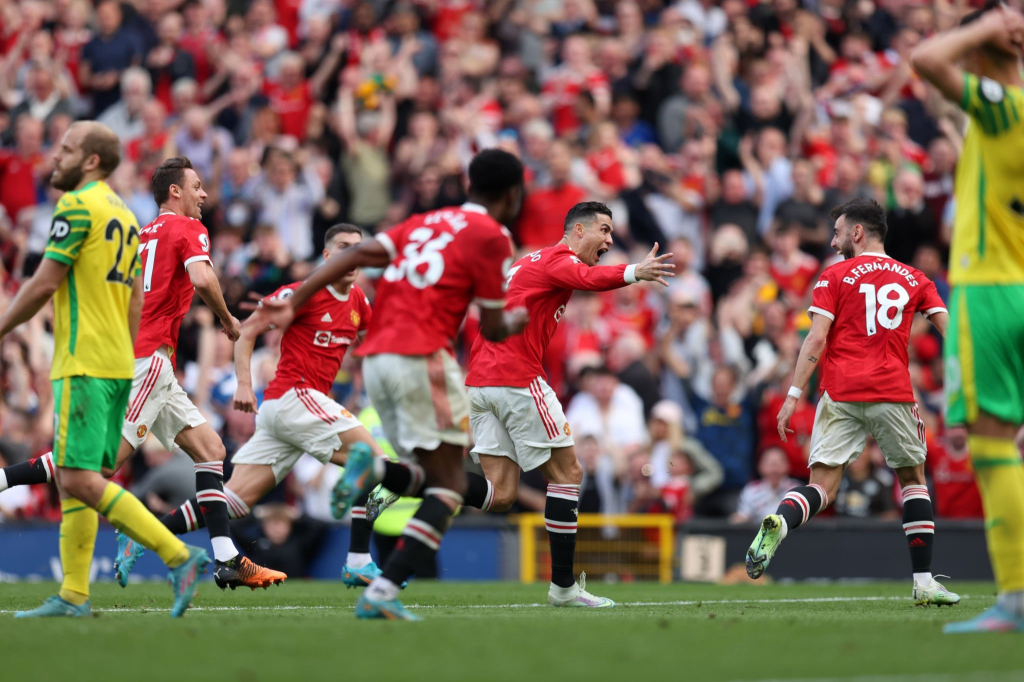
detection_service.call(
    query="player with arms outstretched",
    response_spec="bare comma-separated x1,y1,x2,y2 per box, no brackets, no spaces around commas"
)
912,1,1024,633
117,224,393,587
0,157,284,590
251,149,528,620
459,201,674,608
745,199,960,608
0,123,207,617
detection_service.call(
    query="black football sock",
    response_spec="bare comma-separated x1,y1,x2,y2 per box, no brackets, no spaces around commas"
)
546,483,581,589
194,462,238,563
776,484,829,534
374,458,426,497
376,488,461,595
161,497,205,535
0,451,54,491
348,490,373,559
463,472,494,511
901,484,934,578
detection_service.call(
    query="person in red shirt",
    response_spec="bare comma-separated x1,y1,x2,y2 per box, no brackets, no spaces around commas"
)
251,149,529,620
263,41,346,141
463,201,673,607
928,435,984,520
769,222,820,301
0,116,46,224
541,35,610,137
125,101,172,181
748,198,958,607
516,141,586,249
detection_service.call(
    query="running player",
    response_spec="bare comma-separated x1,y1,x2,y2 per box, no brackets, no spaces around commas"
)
0,122,206,618
250,149,528,620
912,2,1024,632
745,199,960,608
118,224,395,588
460,201,674,608
0,157,284,590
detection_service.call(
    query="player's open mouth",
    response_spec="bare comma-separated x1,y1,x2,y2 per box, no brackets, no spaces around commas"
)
597,247,608,259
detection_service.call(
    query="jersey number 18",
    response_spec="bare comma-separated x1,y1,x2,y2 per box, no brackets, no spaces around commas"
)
858,283,909,336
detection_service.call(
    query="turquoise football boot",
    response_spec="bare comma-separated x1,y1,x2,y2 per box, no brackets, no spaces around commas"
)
15,595,91,618
332,443,376,520
169,545,210,618
114,530,145,588
342,562,406,589
354,593,422,621
944,605,1024,634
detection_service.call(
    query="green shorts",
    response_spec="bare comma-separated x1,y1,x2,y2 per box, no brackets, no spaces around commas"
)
945,285,1024,426
52,376,132,471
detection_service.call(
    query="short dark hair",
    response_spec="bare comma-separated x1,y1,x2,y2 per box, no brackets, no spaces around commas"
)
961,0,1001,27
467,149,524,202
79,123,122,178
563,201,613,234
152,157,194,206
324,223,362,246
829,198,888,241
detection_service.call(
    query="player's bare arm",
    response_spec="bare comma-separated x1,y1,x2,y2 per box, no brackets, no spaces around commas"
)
232,317,271,414
246,239,391,329
928,310,949,339
911,6,1024,101
188,260,240,341
778,312,833,441
129,275,145,344
479,305,529,342
0,258,69,341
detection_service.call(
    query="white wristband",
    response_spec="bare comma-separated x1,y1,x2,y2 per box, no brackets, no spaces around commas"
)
624,264,638,284
787,386,802,400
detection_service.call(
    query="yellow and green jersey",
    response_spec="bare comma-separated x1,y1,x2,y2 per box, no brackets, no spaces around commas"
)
44,180,141,380
951,73,1024,285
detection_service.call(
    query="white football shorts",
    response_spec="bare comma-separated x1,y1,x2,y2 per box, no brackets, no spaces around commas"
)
469,377,574,472
808,391,927,470
122,348,206,452
231,387,364,483
362,350,470,459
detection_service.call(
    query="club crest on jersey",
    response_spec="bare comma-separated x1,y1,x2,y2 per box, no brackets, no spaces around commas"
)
980,77,1004,103
563,422,571,436
137,425,148,439
350,310,360,326
313,330,354,347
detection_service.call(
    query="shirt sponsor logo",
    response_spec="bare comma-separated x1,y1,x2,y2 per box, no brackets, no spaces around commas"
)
313,331,354,347
814,280,829,289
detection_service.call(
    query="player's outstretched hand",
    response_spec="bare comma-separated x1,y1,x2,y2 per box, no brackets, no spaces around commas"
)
241,292,295,331
503,306,529,336
222,315,242,342
634,243,675,287
777,397,797,442
233,383,258,414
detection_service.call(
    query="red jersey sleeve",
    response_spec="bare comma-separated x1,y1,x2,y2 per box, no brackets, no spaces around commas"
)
470,227,514,309
358,289,373,332
179,220,212,269
268,282,300,302
547,250,633,292
916,277,947,317
808,267,840,321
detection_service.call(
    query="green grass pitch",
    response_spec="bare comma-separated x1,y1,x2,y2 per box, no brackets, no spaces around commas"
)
0,580,1019,682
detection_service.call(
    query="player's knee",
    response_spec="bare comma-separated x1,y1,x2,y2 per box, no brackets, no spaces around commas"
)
100,467,116,479
490,487,517,512
195,439,227,463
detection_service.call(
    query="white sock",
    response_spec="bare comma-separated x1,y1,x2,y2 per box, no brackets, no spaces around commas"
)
778,515,789,540
366,577,399,601
997,590,1024,616
211,536,239,563
913,572,933,587
0,469,7,492
549,581,578,598
346,552,372,569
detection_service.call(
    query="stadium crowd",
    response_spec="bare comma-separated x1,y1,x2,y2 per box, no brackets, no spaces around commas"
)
0,0,989,531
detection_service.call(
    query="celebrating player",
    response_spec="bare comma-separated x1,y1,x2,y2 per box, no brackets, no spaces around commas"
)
912,1,1024,632
459,201,674,608
745,199,960,608
0,157,284,591
0,123,207,618
118,224,395,588
250,149,528,620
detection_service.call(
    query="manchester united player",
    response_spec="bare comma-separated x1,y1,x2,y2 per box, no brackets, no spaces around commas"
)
746,198,960,607
461,201,674,608
0,157,284,590
122,224,396,587
250,149,529,620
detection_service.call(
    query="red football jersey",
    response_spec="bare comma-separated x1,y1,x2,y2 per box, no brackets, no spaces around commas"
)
134,212,213,365
356,203,513,358
466,243,633,388
809,252,946,403
264,283,372,400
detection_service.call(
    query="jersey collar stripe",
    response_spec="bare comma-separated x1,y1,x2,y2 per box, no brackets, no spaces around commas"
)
326,285,350,302
529,379,558,439
127,357,163,423
861,252,891,259
460,202,488,215
296,388,336,424
426,354,454,430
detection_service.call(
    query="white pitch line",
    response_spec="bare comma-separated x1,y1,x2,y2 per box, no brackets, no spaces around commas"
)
736,673,1024,682
0,594,981,614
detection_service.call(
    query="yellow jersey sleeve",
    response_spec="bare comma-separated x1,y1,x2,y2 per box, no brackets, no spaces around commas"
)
43,195,92,266
958,72,1024,136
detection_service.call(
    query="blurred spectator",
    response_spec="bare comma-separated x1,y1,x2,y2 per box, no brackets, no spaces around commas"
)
742,128,794,237
146,12,194,111
0,116,46,227
246,148,324,260
97,66,150,142
608,332,660,419
235,503,328,578
80,0,143,117
710,169,760,247
769,222,820,302
1,60,73,146
566,365,647,471
647,400,723,500
730,447,801,523
517,140,586,250
130,445,196,515
885,167,936,266
833,441,899,520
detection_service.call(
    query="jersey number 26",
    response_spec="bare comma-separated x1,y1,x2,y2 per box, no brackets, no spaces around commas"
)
383,227,454,289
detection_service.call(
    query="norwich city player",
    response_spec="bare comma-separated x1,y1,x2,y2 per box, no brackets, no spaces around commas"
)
912,2,1024,633
0,121,209,618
